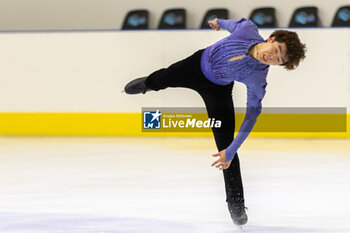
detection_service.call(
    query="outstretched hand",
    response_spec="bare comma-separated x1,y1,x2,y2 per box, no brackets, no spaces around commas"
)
208,18,221,31
211,149,232,170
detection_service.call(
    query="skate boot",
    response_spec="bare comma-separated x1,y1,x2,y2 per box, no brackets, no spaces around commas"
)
124,77,151,94
227,202,248,225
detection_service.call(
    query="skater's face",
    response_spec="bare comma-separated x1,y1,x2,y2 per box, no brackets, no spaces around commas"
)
257,37,288,66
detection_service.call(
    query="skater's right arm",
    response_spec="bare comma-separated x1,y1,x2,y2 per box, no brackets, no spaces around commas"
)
208,18,241,33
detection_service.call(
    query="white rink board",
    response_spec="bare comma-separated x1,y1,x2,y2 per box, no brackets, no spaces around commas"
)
0,29,349,112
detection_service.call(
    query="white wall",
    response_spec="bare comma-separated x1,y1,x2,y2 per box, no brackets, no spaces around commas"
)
0,0,349,30
0,28,349,113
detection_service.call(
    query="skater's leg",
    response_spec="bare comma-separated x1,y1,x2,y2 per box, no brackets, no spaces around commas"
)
125,50,204,94
198,85,247,225
144,50,204,91
198,86,244,203
224,157,244,203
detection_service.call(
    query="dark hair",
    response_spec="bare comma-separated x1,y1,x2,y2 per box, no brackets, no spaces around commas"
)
269,30,306,70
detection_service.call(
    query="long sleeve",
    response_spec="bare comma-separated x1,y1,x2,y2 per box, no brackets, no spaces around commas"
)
225,85,265,162
217,18,241,33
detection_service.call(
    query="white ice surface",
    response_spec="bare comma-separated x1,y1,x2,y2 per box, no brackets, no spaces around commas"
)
0,137,349,233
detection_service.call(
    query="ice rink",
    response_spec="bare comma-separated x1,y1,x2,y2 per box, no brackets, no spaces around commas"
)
0,136,349,233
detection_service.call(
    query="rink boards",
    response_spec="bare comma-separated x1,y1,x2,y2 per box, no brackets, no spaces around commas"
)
0,29,349,137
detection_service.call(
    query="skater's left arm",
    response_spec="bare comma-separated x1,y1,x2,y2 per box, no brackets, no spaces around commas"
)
211,150,232,170
212,86,264,170
227,87,264,159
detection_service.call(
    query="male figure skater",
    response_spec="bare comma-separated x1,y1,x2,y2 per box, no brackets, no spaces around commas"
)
124,18,306,225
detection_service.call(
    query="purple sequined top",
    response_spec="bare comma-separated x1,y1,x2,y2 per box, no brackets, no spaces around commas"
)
200,18,270,162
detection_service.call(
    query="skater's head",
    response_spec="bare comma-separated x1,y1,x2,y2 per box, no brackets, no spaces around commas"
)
254,30,306,70
268,30,306,70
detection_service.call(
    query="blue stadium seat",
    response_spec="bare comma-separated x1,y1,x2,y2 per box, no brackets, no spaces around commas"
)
289,7,320,27
249,7,277,28
158,8,186,29
332,6,350,27
122,10,149,30
200,8,229,29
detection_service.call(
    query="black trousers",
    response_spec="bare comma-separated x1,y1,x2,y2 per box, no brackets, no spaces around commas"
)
145,49,244,203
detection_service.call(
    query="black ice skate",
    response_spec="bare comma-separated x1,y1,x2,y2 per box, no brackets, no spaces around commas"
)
227,202,248,225
124,77,151,94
